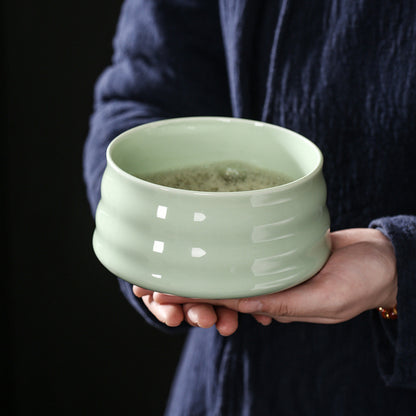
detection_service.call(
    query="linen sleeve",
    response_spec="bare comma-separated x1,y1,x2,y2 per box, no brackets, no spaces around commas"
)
83,0,230,332
369,215,416,389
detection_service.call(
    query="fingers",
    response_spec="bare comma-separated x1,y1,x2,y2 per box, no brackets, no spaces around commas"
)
215,306,239,336
182,304,240,336
252,314,273,326
142,294,184,327
132,285,154,298
143,283,337,325
154,290,312,318
135,286,186,327
183,303,217,328
139,288,316,330
150,278,351,324
135,287,219,330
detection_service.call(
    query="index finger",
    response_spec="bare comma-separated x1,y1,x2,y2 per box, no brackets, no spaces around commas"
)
132,285,155,298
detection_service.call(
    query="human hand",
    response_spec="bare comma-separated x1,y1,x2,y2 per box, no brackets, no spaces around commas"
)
132,287,272,335
132,286,241,336
133,228,398,334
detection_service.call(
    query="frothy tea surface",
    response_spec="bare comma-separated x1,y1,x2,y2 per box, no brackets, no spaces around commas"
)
139,161,292,192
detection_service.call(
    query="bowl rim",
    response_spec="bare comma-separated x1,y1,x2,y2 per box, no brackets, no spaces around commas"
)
106,116,324,197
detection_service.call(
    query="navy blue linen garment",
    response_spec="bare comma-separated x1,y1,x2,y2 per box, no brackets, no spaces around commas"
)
84,1,416,415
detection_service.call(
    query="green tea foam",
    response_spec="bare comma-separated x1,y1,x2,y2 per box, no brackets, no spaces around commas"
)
139,161,292,192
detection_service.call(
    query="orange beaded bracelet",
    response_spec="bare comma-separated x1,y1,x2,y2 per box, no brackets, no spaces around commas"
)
378,305,398,320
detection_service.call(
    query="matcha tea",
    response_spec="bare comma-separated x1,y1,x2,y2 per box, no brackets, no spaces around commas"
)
139,161,292,192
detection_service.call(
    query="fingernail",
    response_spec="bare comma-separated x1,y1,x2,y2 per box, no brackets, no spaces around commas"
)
188,308,200,326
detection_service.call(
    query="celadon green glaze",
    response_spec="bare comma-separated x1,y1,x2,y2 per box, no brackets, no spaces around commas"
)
93,117,331,299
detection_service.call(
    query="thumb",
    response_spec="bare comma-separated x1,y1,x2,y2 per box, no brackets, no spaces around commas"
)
233,277,327,319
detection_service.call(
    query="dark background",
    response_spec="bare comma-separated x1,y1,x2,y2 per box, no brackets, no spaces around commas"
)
4,1,185,414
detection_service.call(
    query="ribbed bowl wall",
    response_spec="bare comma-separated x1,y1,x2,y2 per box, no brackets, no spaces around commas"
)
93,164,331,298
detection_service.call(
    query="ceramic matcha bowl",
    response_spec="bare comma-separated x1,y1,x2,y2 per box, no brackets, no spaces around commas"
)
93,117,331,299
